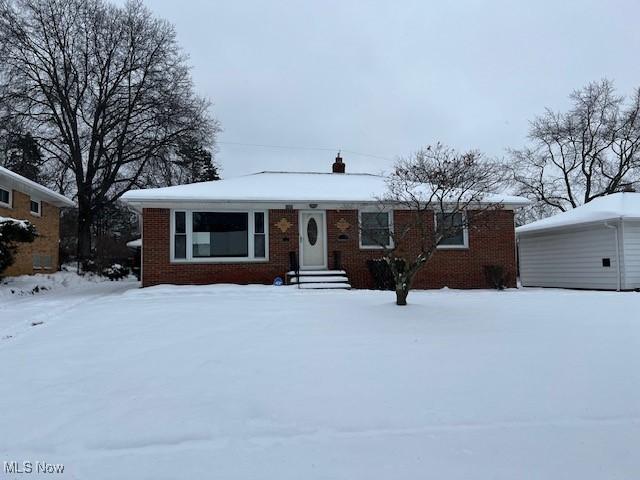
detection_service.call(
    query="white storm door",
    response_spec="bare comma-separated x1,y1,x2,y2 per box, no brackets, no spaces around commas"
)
300,211,327,269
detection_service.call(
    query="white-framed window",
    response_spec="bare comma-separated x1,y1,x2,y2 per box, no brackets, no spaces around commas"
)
359,210,393,249
30,199,41,216
171,209,269,262
0,185,11,208
33,254,52,270
173,211,187,259
435,212,469,249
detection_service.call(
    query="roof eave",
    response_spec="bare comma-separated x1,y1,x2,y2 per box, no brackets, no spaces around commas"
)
50,197,76,208
0,167,74,207
516,216,639,236
121,197,529,210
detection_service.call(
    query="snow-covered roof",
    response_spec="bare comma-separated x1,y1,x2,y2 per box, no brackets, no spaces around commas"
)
0,166,74,207
517,192,640,235
121,171,530,207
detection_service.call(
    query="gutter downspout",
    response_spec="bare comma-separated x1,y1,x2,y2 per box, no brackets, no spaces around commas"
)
604,218,622,291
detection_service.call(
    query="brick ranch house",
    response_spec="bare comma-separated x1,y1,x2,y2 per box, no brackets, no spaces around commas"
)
0,166,74,276
121,157,528,289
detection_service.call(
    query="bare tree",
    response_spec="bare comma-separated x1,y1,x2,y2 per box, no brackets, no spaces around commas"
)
507,79,640,221
0,0,219,263
363,144,506,306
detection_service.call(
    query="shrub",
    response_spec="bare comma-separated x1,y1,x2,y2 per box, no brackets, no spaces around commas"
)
0,217,37,275
484,265,508,290
81,259,99,274
102,263,130,281
366,258,396,290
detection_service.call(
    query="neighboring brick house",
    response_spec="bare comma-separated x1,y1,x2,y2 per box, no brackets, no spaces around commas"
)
121,157,528,289
0,166,74,276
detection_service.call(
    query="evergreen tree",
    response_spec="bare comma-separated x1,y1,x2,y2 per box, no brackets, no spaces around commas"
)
3,132,43,182
175,140,220,183
0,130,44,183
0,218,37,275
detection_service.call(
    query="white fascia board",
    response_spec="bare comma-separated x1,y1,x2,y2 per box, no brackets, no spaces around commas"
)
516,218,625,237
123,198,524,212
0,167,74,207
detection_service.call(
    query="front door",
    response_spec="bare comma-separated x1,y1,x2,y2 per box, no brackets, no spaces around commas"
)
300,211,327,270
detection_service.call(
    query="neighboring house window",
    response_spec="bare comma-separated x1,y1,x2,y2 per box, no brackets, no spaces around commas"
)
30,199,41,216
360,211,393,249
0,186,11,207
33,254,53,270
435,212,468,248
171,209,268,262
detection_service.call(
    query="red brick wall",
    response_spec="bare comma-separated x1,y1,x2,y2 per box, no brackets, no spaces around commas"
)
327,209,517,289
142,208,298,287
142,207,516,289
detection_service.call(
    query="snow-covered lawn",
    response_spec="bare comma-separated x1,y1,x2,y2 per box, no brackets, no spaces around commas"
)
0,270,132,340
1,275,639,479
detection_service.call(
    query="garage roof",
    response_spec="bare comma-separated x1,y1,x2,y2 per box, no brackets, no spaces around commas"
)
517,192,640,234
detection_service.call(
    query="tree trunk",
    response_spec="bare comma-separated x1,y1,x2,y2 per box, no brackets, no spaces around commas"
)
388,257,412,306
76,201,92,267
395,286,409,306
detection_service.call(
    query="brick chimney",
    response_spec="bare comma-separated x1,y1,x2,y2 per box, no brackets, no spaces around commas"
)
332,152,345,173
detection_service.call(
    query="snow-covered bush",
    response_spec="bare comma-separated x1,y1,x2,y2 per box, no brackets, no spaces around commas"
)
102,263,129,281
81,259,99,273
0,217,37,275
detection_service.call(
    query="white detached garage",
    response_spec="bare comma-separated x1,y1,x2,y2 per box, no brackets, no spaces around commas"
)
517,192,640,291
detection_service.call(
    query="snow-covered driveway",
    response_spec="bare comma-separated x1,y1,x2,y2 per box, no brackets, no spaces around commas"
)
1,279,639,479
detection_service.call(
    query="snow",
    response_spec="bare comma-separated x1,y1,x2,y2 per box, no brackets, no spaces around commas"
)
0,215,30,238
517,192,640,234
297,281,351,289
0,165,74,207
0,215,28,227
121,171,530,206
1,279,639,479
287,269,346,275
0,270,130,339
126,238,142,248
290,275,350,283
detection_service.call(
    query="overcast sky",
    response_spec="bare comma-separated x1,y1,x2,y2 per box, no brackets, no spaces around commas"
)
143,0,640,178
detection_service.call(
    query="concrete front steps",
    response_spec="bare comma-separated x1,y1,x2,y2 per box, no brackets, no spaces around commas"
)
286,270,351,289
